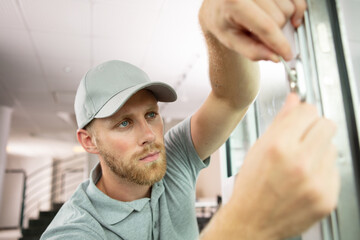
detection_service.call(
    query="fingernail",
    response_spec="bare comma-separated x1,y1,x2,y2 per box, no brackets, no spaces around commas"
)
270,54,280,62
294,18,303,27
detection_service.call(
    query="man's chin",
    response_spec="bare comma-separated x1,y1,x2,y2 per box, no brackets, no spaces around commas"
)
131,172,165,186
142,160,167,185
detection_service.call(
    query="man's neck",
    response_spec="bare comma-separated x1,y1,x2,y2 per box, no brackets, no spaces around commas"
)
96,163,152,202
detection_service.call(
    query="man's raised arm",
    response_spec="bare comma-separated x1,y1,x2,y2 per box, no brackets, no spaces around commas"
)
191,0,306,160
195,1,340,239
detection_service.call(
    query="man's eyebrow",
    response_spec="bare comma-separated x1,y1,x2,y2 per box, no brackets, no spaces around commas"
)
110,111,139,125
147,103,159,111
107,102,159,124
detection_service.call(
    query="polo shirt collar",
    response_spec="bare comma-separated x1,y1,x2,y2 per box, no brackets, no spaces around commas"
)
86,163,164,225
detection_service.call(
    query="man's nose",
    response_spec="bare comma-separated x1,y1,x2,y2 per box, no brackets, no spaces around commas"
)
138,121,156,146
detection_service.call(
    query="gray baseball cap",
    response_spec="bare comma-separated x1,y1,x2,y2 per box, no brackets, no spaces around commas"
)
74,60,177,129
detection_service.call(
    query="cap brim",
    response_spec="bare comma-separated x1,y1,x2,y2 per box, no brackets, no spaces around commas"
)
94,82,177,118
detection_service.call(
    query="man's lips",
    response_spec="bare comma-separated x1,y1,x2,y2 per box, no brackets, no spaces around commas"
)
139,152,160,163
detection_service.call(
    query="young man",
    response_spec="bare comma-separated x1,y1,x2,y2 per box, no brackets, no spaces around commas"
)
41,0,339,239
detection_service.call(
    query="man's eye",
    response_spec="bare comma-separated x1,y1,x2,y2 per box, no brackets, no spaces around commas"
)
147,112,157,119
119,120,130,128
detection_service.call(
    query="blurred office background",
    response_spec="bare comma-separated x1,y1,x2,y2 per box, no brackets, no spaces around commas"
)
0,0,359,239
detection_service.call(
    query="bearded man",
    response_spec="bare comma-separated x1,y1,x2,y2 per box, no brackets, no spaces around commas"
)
41,0,339,239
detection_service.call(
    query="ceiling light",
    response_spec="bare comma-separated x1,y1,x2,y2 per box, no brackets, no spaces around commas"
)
63,66,72,73
56,111,77,126
180,96,189,102
6,145,12,153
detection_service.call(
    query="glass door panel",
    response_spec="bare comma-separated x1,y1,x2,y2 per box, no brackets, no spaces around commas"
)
221,0,360,239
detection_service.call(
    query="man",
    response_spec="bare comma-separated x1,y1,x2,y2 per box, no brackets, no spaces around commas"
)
41,0,339,239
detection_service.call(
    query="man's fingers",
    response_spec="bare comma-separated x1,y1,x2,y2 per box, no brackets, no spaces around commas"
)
256,0,295,27
272,95,325,143
277,93,301,117
291,0,307,27
274,0,296,20
228,1,293,60
301,118,337,158
219,30,278,61
255,0,289,27
316,145,340,213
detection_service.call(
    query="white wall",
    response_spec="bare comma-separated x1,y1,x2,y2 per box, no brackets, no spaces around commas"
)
0,171,24,229
0,106,13,217
196,149,221,201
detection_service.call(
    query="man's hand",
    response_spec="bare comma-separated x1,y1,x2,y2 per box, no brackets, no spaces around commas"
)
233,94,339,239
201,94,339,240
199,0,307,61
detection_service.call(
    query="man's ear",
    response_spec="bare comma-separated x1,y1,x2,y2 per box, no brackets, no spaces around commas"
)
77,128,99,154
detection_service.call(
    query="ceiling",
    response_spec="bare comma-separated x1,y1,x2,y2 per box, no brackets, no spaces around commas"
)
1,0,359,158
0,0,213,157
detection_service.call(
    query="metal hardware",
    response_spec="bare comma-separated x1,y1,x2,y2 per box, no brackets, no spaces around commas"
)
279,56,307,102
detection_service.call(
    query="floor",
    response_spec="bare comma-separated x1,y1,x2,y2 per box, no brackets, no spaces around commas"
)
0,229,21,240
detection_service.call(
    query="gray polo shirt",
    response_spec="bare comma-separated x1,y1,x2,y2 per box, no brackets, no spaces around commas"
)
41,117,210,240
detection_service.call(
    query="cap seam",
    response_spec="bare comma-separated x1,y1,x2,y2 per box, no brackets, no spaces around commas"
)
94,82,177,118
92,83,141,117
84,71,96,119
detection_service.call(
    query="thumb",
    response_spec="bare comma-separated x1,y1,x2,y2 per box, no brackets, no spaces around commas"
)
279,93,301,116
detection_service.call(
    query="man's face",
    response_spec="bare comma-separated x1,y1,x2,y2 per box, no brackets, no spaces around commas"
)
90,90,166,186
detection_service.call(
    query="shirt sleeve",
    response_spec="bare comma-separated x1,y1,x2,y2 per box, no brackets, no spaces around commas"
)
164,116,210,190
40,223,105,240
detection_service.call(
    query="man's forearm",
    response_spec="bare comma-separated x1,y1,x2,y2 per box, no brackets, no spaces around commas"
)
200,21,260,110
188,2,261,160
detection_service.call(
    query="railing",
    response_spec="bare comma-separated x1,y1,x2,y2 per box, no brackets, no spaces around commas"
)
5,153,87,229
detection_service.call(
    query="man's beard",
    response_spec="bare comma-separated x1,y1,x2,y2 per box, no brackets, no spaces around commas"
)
98,142,167,186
